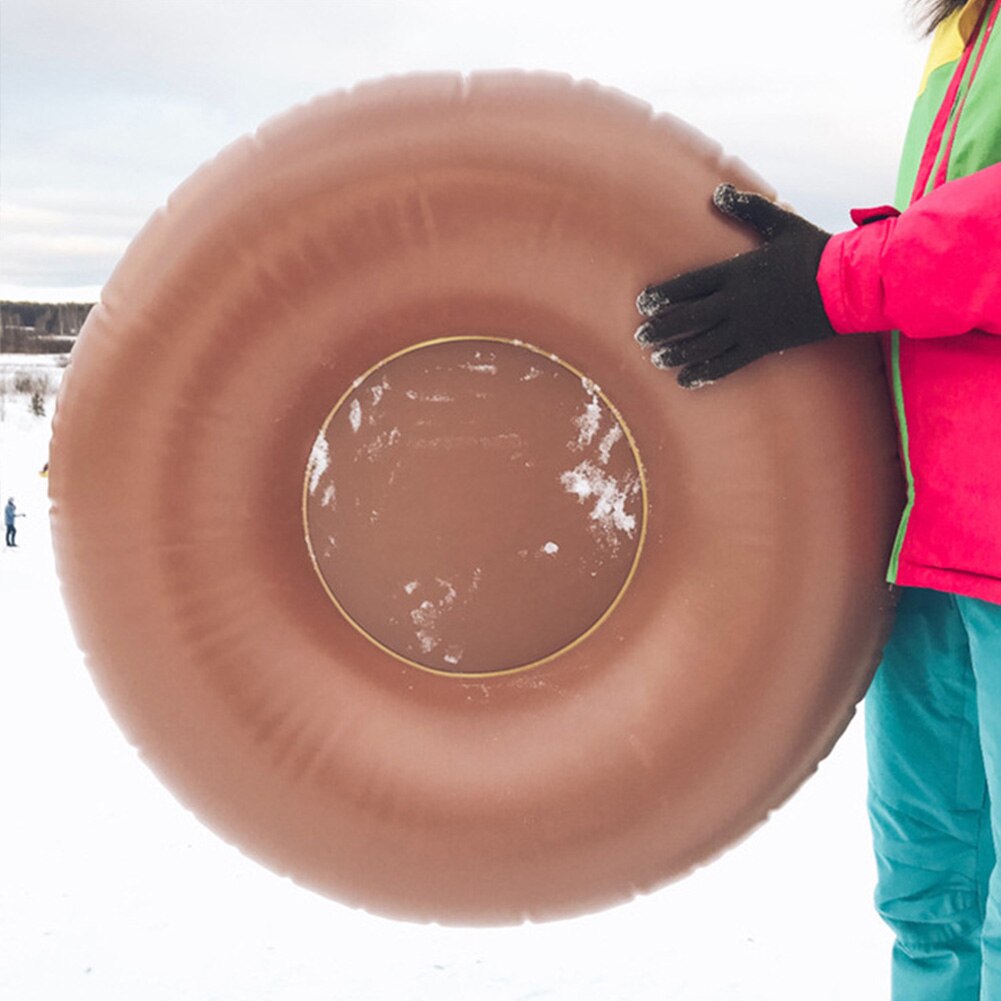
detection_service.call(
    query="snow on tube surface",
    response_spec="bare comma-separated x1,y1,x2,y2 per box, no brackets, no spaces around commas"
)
49,73,903,925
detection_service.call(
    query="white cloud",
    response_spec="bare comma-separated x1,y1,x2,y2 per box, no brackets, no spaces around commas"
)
1,0,929,301
0,283,105,302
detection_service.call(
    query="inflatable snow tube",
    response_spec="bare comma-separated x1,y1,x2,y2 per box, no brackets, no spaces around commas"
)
49,73,903,925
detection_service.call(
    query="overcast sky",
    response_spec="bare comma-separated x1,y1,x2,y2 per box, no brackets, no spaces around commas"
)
1,0,931,304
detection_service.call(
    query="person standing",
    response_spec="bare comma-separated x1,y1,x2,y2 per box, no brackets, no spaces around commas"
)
5,497,24,547
635,1,1000,996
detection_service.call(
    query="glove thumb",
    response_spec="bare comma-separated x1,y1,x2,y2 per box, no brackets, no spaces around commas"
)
712,184,793,241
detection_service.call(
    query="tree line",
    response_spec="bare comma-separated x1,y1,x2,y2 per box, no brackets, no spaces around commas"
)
0,301,95,354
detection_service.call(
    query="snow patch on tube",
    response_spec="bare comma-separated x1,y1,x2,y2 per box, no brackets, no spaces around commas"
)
560,459,639,541
307,433,330,496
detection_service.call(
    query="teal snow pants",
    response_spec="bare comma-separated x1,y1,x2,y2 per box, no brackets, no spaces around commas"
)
866,587,1001,999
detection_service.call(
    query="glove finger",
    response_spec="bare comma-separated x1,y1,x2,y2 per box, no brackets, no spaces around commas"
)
651,323,736,369
713,184,793,240
636,295,728,347
676,346,750,389
636,260,730,316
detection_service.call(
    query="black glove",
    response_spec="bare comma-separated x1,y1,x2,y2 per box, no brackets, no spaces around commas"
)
635,184,837,388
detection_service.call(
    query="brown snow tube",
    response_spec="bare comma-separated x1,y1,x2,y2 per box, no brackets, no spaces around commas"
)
49,73,903,925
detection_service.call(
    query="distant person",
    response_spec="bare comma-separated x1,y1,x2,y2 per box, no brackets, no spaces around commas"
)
5,497,24,547
635,0,998,997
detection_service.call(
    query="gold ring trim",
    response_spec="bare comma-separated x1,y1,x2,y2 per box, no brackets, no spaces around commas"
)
302,336,648,679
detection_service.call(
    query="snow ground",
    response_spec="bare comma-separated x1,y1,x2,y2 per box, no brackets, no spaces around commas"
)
0,356,892,1000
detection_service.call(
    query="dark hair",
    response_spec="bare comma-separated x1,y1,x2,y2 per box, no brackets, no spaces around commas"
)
911,0,967,33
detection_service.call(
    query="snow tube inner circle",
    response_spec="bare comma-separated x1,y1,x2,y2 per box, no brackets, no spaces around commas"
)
303,335,648,677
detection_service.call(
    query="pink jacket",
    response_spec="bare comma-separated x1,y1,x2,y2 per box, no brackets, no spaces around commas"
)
816,162,1001,604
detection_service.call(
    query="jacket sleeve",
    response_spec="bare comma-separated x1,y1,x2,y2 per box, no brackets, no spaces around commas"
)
816,162,1001,338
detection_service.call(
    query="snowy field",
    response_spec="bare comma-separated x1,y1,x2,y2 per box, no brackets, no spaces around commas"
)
1,354,892,999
